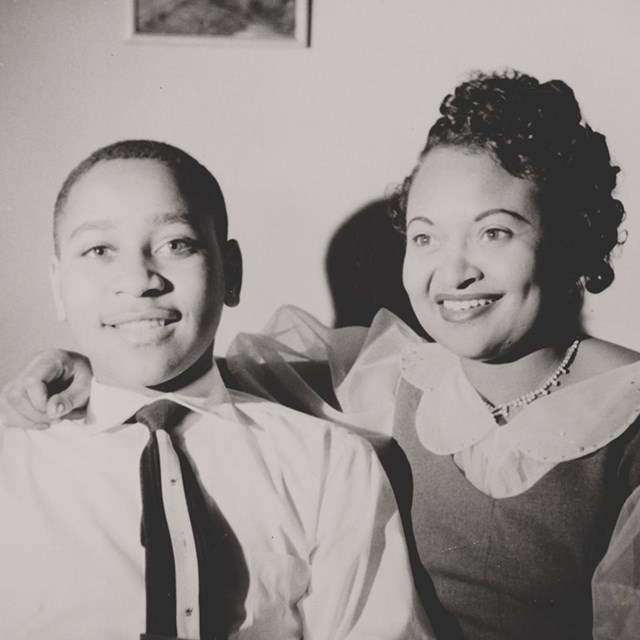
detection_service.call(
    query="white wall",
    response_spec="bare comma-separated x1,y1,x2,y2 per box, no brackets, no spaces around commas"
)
1,0,639,386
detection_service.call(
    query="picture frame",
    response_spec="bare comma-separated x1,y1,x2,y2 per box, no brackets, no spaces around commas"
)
126,0,311,48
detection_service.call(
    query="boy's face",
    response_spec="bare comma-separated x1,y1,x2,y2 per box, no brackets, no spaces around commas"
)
51,158,239,388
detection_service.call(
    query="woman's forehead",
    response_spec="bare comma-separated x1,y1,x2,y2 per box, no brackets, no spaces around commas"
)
407,147,541,226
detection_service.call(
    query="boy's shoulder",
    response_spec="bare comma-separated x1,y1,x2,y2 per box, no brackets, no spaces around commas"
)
225,391,392,513
227,388,381,457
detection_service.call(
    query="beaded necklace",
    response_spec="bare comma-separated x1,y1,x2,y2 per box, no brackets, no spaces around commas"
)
483,338,581,423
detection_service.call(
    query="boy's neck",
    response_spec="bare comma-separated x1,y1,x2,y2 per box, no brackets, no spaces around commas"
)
149,351,215,394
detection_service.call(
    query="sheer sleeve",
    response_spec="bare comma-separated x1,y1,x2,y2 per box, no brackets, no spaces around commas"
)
226,306,368,425
226,306,422,442
592,485,640,639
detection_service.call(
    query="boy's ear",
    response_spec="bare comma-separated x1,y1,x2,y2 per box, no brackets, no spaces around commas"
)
223,239,242,308
49,256,67,322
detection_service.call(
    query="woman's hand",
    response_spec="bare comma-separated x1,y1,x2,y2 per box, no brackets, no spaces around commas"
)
0,350,92,428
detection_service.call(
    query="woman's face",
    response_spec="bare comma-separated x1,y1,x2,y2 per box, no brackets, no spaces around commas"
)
403,146,547,362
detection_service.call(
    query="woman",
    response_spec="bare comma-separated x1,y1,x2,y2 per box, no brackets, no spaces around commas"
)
2,71,639,638
369,71,640,639
226,70,640,639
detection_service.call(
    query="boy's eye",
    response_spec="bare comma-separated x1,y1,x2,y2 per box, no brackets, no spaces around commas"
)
158,238,198,256
481,228,512,242
82,245,112,258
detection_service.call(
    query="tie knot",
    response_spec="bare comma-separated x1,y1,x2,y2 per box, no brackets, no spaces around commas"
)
135,399,191,434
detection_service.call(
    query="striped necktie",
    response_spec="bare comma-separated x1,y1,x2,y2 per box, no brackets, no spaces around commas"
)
137,399,228,640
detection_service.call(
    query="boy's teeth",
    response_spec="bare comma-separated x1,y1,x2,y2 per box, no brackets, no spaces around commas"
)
442,299,494,312
113,319,168,330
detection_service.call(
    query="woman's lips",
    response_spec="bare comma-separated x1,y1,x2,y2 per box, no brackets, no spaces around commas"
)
434,294,502,322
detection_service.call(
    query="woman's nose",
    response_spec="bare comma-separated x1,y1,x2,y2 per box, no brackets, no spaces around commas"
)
436,243,483,290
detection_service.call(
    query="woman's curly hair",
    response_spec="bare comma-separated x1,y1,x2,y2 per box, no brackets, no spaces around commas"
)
390,70,626,314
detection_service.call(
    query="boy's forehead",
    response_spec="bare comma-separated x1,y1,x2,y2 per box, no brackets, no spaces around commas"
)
55,156,225,256
67,158,184,209
59,158,206,233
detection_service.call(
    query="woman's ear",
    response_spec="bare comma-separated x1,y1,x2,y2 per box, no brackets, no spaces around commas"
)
49,256,67,322
223,239,243,308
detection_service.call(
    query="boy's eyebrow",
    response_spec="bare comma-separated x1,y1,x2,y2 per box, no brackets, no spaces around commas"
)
153,211,193,225
68,212,194,240
69,220,115,240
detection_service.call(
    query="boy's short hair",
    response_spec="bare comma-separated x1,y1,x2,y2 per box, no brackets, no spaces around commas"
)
54,140,228,254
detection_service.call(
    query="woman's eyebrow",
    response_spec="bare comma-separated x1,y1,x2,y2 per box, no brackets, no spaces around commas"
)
475,208,531,224
407,215,434,227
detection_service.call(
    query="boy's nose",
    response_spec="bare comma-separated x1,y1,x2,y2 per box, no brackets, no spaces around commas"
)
111,256,167,297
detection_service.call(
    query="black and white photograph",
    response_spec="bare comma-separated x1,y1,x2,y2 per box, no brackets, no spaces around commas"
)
1,1,639,638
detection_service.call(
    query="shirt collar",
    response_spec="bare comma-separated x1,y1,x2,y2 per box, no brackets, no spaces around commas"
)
85,364,234,433
401,341,640,462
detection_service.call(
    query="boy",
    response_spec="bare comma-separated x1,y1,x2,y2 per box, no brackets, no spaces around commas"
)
0,140,432,639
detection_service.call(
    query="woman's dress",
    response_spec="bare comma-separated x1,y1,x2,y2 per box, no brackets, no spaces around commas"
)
227,306,640,639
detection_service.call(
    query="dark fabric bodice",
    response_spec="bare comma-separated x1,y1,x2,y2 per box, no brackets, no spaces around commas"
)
385,380,640,640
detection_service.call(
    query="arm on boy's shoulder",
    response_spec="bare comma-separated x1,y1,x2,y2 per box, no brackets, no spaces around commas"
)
0,305,416,431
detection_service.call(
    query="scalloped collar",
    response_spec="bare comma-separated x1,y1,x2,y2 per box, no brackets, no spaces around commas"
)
400,342,640,462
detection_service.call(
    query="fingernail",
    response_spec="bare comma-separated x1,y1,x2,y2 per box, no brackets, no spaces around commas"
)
54,402,65,416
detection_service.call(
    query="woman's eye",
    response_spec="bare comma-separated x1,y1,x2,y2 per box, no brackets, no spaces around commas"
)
482,228,512,242
412,233,434,248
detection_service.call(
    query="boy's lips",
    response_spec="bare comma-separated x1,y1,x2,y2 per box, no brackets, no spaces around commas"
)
102,309,181,333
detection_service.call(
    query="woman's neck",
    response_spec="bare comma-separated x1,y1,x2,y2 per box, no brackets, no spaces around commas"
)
459,340,573,407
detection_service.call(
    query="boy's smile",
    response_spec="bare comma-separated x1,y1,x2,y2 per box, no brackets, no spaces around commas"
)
103,309,180,345
50,158,235,388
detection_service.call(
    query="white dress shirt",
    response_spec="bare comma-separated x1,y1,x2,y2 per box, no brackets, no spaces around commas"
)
0,364,432,640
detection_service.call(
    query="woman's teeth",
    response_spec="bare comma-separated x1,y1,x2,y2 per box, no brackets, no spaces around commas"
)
441,299,495,312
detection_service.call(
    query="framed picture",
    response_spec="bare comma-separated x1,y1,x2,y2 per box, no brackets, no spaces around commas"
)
127,0,311,47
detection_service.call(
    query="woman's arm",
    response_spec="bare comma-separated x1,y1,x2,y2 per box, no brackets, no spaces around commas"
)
592,484,640,639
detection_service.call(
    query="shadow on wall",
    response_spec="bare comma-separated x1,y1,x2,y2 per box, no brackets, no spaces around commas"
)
326,199,428,338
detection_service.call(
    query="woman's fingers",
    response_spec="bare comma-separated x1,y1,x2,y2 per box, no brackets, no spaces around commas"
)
0,349,92,428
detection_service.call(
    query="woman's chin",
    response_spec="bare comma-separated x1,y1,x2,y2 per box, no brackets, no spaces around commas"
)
425,330,506,362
